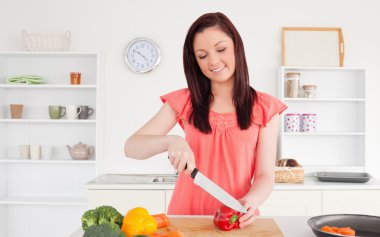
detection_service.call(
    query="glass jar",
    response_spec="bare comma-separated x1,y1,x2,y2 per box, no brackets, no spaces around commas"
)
302,85,317,98
285,72,300,98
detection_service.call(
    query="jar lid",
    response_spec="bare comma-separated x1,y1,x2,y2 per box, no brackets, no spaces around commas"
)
302,85,317,89
285,72,300,76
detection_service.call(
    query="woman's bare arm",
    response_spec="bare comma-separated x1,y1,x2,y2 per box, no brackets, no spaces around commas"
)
124,103,178,159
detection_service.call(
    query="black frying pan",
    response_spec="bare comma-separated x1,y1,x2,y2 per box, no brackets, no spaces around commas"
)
308,214,380,237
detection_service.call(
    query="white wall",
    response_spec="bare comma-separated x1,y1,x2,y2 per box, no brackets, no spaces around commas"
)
1,0,379,177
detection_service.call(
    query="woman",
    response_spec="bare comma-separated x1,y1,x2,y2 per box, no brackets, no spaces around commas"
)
124,12,287,228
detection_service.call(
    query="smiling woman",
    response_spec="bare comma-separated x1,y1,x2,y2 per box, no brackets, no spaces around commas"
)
124,12,287,228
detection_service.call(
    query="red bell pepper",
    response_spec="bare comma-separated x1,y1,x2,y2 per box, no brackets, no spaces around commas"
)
213,205,243,231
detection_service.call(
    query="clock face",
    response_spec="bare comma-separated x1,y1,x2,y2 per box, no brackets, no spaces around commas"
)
124,38,161,73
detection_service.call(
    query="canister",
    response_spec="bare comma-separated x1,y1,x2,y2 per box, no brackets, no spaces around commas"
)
301,113,317,132
285,113,300,132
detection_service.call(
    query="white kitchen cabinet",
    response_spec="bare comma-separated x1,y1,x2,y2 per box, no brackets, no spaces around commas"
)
260,190,322,216
278,67,366,175
322,190,380,215
87,190,166,215
0,52,100,237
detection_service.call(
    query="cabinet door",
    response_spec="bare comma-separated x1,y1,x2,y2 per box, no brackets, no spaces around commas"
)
322,190,380,215
165,190,173,213
87,190,166,214
260,191,321,216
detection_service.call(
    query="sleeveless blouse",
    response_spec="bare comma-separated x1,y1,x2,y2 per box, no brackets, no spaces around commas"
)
160,88,287,215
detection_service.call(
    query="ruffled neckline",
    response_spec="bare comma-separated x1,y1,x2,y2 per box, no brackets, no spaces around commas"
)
209,110,238,128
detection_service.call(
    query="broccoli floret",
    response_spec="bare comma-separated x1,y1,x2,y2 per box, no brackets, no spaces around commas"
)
83,223,125,237
96,205,123,228
81,209,98,230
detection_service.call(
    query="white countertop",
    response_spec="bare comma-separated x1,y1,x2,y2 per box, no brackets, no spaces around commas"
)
69,216,314,237
86,174,380,190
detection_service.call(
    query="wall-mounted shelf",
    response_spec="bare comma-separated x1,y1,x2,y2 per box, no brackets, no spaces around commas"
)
0,52,99,237
278,66,366,175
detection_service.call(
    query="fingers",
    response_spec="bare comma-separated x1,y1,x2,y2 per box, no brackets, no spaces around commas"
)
168,151,195,175
239,214,256,228
239,202,256,228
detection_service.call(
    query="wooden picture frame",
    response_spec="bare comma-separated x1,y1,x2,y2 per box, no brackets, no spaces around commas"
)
282,27,345,67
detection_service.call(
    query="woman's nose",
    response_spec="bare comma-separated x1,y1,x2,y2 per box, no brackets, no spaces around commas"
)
208,53,220,66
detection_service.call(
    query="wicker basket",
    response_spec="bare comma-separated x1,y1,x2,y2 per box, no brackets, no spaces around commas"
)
275,166,304,183
23,30,71,51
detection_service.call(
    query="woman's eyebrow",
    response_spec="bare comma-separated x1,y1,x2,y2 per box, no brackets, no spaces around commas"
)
215,40,227,46
195,40,227,52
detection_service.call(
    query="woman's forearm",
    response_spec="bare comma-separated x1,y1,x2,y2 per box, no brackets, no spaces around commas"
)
243,174,275,209
124,134,176,160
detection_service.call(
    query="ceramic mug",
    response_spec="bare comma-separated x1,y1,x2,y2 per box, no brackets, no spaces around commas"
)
78,106,94,119
41,145,53,160
19,145,30,159
66,105,82,120
30,144,41,160
49,105,66,119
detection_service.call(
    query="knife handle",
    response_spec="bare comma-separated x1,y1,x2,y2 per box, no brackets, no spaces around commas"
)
168,156,198,179
191,168,198,179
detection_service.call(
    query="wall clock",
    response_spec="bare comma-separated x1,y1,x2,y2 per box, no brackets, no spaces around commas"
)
124,38,161,73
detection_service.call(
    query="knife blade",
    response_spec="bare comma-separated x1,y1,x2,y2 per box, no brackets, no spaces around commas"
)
190,168,247,214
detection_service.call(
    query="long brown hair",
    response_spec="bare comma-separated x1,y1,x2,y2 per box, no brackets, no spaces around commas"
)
183,12,257,133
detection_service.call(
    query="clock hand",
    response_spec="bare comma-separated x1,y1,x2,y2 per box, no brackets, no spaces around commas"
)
135,50,148,62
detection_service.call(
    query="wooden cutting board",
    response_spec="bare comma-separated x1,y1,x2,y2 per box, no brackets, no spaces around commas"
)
155,217,284,237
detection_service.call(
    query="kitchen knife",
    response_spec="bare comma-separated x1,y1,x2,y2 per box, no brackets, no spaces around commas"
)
190,168,247,214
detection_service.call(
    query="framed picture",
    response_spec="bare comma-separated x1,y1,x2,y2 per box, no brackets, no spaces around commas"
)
282,27,345,67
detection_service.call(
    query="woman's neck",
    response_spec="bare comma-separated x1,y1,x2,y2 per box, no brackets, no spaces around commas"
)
210,79,235,113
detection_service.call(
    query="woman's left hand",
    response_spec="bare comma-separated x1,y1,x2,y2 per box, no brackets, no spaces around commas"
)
238,200,256,228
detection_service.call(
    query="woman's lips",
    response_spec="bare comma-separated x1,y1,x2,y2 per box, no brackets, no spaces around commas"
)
211,65,225,72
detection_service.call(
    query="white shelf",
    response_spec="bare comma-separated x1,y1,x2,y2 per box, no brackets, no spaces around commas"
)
0,159,96,164
0,196,87,205
0,84,96,89
284,132,365,136
0,119,96,123
284,98,365,102
0,51,98,57
278,66,366,171
282,66,365,71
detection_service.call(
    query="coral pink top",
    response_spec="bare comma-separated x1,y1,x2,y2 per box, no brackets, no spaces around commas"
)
160,88,287,215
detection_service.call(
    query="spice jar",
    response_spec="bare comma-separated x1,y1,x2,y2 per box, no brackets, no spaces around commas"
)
285,72,300,98
302,85,317,98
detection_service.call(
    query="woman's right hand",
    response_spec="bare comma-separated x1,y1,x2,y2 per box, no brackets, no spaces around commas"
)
168,135,195,175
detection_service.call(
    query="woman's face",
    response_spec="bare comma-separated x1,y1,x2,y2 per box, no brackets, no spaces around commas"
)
193,26,236,84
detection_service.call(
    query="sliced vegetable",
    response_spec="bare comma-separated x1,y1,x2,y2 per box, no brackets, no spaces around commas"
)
213,205,243,231
121,207,157,237
153,214,171,228
320,225,356,236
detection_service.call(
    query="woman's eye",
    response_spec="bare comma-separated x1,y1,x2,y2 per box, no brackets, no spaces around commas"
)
199,54,207,59
217,48,226,52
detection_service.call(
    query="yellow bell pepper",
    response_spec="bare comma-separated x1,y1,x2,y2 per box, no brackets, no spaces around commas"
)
121,207,157,237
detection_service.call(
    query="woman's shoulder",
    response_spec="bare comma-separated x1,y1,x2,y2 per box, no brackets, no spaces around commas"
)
160,88,192,120
161,88,190,100
252,90,288,127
